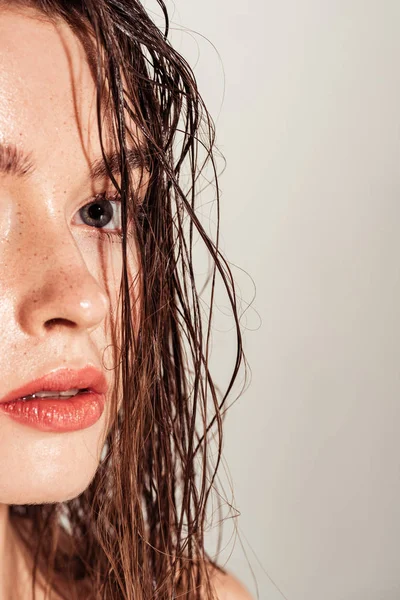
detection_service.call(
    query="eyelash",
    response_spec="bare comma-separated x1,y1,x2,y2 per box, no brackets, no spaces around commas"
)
79,192,138,241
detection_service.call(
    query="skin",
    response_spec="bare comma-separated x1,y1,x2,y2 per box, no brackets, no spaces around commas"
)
0,8,141,598
0,7,252,600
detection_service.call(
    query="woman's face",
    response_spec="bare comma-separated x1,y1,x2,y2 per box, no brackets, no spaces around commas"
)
0,8,142,504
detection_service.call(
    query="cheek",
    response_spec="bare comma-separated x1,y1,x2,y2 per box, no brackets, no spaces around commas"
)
102,238,142,419
106,236,142,340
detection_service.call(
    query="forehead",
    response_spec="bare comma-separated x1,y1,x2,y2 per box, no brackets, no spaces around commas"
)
0,8,137,174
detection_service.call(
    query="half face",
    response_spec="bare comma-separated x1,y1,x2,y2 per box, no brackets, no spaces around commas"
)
0,7,144,504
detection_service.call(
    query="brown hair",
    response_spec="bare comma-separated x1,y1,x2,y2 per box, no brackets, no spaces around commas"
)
5,1,247,598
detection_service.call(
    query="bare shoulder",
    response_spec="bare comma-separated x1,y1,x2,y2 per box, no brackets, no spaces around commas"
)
208,565,254,600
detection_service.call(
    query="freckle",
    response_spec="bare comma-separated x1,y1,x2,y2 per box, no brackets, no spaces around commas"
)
33,253,37,257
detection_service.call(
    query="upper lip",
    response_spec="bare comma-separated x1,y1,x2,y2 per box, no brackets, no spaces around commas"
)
0,366,108,404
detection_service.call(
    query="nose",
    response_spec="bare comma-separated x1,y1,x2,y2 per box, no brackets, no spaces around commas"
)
13,225,110,339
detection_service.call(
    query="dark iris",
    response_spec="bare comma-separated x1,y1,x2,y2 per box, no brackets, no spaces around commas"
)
79,198,114,229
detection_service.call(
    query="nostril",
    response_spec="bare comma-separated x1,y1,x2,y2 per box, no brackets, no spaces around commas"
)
45,318,76,330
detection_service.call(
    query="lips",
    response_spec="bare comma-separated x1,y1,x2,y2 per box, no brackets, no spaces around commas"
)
0,365,108,404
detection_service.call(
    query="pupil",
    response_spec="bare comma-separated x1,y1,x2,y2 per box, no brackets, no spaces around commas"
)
89,204,103,219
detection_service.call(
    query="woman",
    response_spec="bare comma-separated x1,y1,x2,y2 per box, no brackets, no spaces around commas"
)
0,1,251,598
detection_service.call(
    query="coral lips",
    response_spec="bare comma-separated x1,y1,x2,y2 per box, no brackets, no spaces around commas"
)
0,366,107,432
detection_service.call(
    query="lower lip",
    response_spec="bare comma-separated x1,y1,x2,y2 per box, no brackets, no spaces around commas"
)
0,391,105,432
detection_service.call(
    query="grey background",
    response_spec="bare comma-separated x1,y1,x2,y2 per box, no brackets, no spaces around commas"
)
145,1,400,599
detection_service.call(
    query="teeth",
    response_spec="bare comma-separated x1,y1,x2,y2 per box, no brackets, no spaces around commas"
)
21,388,81,400
35,388,80,398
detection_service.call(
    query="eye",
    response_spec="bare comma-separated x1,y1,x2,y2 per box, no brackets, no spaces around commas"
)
76,193,122,237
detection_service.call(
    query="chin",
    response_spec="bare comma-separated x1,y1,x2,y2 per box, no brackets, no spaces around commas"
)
0,458,99,505
0,411,107,505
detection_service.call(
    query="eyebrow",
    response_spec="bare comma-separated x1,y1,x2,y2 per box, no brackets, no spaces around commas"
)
89,146,150,180
0,143,150,180
0,144,34,178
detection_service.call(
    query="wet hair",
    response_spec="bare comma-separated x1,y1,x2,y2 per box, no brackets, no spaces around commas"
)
4,1,246,598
